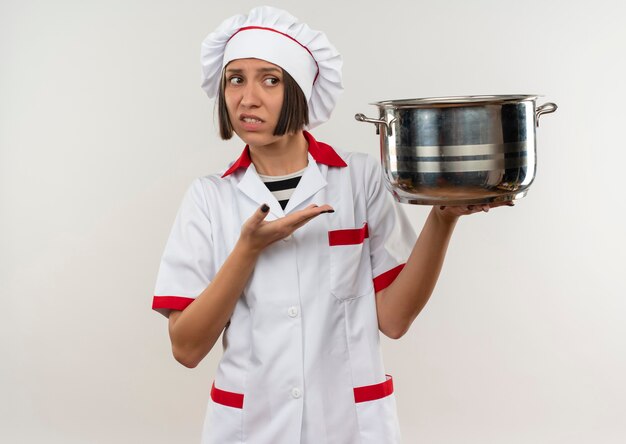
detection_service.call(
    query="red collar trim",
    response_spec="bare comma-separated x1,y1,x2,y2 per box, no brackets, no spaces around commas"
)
221,145,252,178
221,131,347,178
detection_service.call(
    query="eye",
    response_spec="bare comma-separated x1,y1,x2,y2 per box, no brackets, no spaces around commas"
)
228,76,243,85
263,77,280,86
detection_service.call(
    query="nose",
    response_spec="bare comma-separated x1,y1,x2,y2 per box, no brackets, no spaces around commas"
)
240,82,261,108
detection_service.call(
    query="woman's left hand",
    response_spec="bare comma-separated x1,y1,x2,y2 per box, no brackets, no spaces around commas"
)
433,200,516,223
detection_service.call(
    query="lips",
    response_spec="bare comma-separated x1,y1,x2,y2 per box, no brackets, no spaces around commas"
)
238,113,265,132
240,114,264,123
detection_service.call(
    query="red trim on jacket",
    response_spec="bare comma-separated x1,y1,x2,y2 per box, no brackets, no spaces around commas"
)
221,146,253,178
221,131,347,177
354,375,394,403
211,382,244,409
373,264,406,293
328,223,369,246
152,296,195,311
304,131,347,169
210,376,393,408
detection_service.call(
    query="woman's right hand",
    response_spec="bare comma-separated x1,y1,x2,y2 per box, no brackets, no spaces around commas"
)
238,203,334,254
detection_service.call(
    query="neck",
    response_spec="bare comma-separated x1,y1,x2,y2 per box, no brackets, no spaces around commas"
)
248,131,309,176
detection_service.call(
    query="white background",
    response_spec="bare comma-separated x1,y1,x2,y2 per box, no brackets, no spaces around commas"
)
2,0,625,442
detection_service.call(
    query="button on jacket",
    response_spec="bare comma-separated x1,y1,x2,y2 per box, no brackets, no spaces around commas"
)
153,131,417,444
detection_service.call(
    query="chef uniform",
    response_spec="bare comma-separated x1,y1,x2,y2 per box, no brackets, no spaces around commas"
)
152,7,417,444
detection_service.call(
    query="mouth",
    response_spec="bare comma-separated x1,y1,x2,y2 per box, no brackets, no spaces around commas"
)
240,114,264,124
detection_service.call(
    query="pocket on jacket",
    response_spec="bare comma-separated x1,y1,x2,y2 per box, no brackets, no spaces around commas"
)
203,382,244,444
354,375,402,443
328,223,372,300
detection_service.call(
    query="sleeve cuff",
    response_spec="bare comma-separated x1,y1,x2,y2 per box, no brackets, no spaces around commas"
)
152,295,195,315
373,264,405,293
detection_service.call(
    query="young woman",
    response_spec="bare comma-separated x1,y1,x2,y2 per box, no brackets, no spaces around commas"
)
152,6,511,444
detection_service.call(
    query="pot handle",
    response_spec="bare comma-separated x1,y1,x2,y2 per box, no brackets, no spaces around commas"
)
535,102,558,127
355,113,395,135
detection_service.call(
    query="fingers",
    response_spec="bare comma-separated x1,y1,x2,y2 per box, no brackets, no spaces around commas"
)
297,205,334,222
489,201,515,208
470,202,514,212
249,203,271,226
249,203,335,241
302,203,334,212
464,205,488,212
286,204,334,230
438,200,516,216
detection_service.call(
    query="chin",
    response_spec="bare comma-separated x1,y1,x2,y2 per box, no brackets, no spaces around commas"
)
236,130,278,147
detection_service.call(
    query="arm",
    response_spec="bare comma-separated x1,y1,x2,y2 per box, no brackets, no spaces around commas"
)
168,203,333,368
168,240,260,368
375,202,513,339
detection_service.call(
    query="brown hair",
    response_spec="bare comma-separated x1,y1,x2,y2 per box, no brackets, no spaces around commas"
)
217,68,309,140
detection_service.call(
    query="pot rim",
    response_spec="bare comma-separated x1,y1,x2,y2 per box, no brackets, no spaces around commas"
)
371,94,542,109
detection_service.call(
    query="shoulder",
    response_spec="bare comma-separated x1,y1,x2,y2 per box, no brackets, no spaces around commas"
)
322,142,380,177
332,145,389,201
322,145,385,205
335,150,383,192
181,173,228,212
309,131,377,174
193,165,241,189
196,172,227,188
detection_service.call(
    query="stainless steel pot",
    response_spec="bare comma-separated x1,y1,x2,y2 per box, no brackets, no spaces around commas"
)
355,95,557,205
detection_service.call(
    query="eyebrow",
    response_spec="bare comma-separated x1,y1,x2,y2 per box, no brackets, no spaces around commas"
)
225,67,282,75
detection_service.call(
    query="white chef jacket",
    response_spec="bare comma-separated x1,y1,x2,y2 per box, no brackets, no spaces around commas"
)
153,131,417,444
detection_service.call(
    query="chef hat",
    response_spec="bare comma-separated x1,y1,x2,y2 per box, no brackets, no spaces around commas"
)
200,6,343,129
